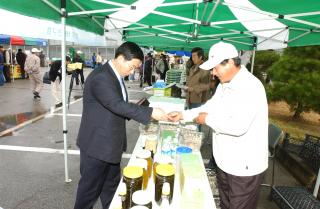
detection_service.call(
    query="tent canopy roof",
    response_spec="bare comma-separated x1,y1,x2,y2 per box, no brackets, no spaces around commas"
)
0,0,319,50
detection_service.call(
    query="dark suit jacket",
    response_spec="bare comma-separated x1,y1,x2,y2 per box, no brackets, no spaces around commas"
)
77,62,153,163
49,60,62,82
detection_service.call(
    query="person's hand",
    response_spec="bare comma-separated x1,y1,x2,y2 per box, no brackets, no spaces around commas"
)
151,108,168,121
167,111,183,122
181,86,188,91
194,112,208,125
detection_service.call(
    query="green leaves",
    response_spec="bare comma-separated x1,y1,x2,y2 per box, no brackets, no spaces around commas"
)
266,46,320,119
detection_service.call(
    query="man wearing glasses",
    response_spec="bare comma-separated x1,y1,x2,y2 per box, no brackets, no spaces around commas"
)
74,42,167,209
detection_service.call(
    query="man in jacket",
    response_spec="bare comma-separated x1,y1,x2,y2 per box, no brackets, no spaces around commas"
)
25,48,42,99
16,49,27,79
185,47,211,109
140,52,153,87
0,46,4,86
168,42,268,209
49,56,71,108
3,48,11,82
74,42,167,209
96,52,103,67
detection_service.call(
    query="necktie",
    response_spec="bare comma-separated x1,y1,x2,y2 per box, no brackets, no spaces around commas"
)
121,78,128,102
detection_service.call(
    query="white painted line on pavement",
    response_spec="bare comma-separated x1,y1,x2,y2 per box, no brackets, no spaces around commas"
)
0,98,84,136
0,114,45,137
127,89,145,93
0,145,132,159
52,113,82,117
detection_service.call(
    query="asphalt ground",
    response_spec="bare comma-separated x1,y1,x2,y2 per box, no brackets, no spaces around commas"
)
0,67,300,209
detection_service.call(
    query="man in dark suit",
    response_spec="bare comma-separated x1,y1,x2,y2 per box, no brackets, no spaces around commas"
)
74,42,167,209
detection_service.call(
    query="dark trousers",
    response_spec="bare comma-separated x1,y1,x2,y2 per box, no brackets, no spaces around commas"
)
217,168,265,209
140,73,152,87
4,65,11,82
18,63,25,78
74,152,121,209
0,65,4,86
75,69,84,85
144,73,152,86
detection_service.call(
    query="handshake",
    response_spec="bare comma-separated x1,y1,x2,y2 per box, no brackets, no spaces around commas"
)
151,108,208,124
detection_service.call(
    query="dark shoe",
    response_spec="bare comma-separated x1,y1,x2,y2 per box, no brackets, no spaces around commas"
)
55,102,63,108
33,91,41,98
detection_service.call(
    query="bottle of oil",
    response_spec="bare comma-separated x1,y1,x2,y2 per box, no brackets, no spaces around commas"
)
160,182,170,209
123,166,143,209
155,164,175,204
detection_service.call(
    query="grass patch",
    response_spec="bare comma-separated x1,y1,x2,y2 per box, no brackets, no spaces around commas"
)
269,117,319,140
269,102,320,140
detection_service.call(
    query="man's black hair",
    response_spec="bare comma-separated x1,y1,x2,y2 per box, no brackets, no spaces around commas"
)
191,47,204,61
115,41,144,61
220,57,241,67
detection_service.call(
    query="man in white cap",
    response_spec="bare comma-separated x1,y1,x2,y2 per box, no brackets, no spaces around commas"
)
25,48,43,99
168,41,268,209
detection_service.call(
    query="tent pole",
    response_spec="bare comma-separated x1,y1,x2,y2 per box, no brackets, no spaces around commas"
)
10,43,14,82
314,168,320,197
250,37,257,74
250,49,256,74
250,48,256,73
142,55,145,87
47,40,50,61
61,0,71,183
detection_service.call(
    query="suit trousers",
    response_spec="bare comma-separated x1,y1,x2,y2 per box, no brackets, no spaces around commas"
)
217,167,265,209
74,151,121,209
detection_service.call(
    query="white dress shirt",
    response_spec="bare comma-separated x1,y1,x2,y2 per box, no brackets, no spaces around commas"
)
109,61,127,101
183,66,268,176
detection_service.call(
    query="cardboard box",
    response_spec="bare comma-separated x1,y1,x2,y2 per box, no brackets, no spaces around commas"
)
153,87,171,97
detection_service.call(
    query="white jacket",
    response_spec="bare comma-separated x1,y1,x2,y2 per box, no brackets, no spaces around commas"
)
183,66,268,176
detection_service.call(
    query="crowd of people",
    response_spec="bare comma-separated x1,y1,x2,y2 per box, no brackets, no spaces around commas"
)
1,41,268,209
0,46,90,107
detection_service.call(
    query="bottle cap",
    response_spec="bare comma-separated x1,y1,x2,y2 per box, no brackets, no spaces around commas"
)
132,190,152,205
176,146,192,154
155,154,172,164
136,149,151,159
128,158,148,170
156,164,175,176
130,206,149,209
123,166,143,179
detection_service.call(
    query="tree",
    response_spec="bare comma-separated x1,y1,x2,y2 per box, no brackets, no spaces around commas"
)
246,50,280,83
267,46,320,119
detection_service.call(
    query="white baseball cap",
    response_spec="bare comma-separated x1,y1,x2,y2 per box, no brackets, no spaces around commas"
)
31,48,41,53
200,41,238,70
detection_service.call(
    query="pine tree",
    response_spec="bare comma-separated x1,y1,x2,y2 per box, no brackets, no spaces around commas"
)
266,46,320,119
